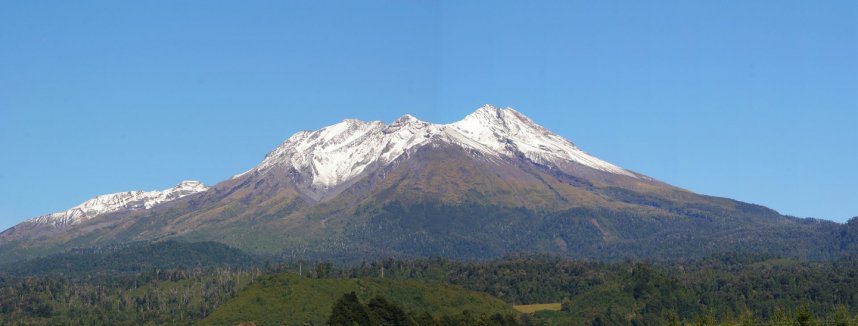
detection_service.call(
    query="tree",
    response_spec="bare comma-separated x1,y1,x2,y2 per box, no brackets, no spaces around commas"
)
367,296,413,325
316,262,333,279
329,292,372,326
795,304,815,326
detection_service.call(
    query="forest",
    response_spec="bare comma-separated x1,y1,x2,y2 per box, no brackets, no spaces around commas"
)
0,241,856,325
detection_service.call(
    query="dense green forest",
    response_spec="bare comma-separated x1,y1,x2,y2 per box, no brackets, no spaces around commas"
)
0,241,856,325
3,241,259,278
0,267,261,324
322,254,858,324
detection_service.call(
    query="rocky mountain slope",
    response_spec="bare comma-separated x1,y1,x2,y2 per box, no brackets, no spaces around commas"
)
0,105,851,263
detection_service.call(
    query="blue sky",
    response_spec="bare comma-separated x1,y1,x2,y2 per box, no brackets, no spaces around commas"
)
0,1,856,229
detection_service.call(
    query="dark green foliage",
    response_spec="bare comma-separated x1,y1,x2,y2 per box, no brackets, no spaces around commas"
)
367,296,411,325
840,217,858,254
0,241,262,324
336,199,849,262
1,240,258,278
328,293,518,326
316,261,334,278
329,292,374,326
331,255,607,304
1,252,857,325
332,254,858,324
0,266,261,325
328,293,417,326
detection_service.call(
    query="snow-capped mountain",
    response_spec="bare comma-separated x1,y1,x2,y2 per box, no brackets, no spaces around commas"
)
26,180,208,228
236,104,635,199
2,104,848,264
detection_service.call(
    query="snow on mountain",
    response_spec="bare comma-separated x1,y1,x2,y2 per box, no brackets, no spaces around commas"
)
237,105,635,190
27,181,209,228
448,105,635,177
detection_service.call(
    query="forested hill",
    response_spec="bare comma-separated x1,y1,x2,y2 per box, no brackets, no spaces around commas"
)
202,273,517,325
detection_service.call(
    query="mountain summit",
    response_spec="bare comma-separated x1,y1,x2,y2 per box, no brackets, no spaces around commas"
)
235,104,638,201
0,105,850,263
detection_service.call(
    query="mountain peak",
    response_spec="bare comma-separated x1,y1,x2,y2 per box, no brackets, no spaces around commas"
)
393,114,421,124
470,104,506,120
174,180,207,191
449,106,634,177
237,105,636,194
462,104,534,130
163,180,210,200
476,103,500,113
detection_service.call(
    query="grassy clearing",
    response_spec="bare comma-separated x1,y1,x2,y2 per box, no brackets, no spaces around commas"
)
513,303,562,313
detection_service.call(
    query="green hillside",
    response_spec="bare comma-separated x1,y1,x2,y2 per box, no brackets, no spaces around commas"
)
201,273,516,325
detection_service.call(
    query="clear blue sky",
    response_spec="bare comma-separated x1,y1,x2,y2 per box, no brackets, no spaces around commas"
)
1,1,856,229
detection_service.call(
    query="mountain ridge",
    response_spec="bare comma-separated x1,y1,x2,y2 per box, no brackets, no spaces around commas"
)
1,181,208,240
